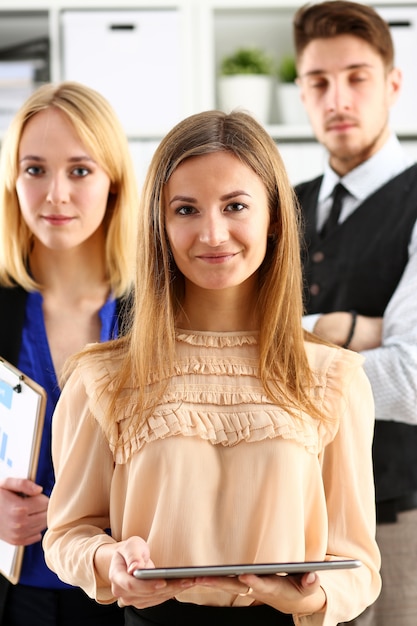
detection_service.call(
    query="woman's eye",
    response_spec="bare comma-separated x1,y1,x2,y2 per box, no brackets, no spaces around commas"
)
176,205,196,215
26,166,44,176
225,202,246,212
72,167,90,177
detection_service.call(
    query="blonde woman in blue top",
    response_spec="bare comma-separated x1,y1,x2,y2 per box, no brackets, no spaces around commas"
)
0,81,138,625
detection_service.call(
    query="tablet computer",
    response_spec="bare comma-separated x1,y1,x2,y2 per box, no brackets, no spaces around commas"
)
133,559,362,580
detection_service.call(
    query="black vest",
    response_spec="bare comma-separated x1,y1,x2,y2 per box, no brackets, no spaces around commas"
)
295,164,417,501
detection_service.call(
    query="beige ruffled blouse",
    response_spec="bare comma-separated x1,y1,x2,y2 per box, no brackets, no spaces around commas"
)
44,331,381,626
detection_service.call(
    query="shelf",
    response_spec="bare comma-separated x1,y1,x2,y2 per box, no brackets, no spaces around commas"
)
267,124,314,140
0,0,417,186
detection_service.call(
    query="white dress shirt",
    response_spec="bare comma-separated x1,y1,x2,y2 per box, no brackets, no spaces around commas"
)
302,134,417,425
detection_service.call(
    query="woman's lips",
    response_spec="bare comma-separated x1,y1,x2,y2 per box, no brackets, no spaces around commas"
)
42,215,74,225
197,253,237,264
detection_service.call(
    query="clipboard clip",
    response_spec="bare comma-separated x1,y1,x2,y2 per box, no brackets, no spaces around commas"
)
0,358,25,394
0,375,24,393
13,379,23,393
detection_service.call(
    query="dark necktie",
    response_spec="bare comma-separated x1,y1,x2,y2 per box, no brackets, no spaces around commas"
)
320,182,347,238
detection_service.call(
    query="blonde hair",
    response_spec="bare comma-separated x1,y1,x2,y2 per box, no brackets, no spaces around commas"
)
78,109,326,437
0,81,138,297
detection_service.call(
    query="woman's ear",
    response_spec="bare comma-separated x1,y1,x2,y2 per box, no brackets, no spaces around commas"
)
267,226,278,243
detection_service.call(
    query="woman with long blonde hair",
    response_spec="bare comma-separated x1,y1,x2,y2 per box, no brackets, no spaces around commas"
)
0,81,138,625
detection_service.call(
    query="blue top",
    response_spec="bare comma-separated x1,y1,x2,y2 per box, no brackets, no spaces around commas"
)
17,290,119,588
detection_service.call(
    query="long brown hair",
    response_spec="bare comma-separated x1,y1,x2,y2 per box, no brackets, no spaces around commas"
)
77,110,326,438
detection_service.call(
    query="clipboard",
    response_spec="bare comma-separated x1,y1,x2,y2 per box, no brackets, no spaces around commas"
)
0,356,47,584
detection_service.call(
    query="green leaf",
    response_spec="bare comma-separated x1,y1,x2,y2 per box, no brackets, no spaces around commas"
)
220,47,273,76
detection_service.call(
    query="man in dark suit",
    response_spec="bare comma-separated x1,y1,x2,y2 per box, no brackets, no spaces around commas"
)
293,2,417,625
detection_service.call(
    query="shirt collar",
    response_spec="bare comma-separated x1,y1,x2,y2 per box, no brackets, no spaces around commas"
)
319,134,411,203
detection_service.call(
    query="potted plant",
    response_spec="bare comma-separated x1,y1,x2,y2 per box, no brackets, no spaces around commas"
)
277,54,298,84
218,47,274,124
276,54,308,125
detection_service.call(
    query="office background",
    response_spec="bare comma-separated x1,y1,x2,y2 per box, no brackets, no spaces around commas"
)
1,0,417,186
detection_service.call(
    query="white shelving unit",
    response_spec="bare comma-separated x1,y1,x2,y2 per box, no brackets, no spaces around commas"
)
1,0,417,184
195,0,417,181
0,0,198,184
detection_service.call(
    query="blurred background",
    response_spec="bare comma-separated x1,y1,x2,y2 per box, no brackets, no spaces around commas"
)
1,0,416,187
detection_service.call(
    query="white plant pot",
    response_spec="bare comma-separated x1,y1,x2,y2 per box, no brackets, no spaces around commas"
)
218,74,273,125
276,83,309,125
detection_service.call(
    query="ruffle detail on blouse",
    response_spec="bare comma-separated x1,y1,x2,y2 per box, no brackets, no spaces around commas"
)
77,337,364,465
176,330,259,348
110,404,323,464
172,357,258,378
81,371,330,465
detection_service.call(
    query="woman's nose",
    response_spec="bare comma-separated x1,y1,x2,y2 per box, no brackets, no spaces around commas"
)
198,213,229,246
46,173,70,205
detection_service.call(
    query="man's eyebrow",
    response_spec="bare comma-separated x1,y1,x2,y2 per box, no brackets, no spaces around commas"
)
300,62,374,78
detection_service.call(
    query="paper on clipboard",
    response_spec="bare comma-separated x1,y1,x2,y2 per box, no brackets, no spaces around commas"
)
0,356,46,584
